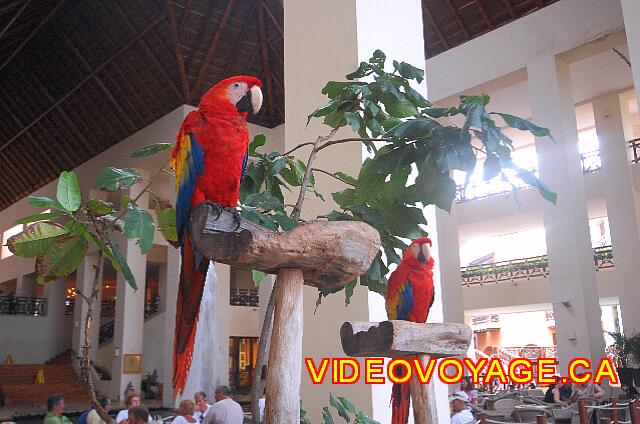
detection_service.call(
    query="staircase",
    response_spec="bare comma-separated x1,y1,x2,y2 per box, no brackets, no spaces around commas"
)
46,349,73,364
0,363,90,407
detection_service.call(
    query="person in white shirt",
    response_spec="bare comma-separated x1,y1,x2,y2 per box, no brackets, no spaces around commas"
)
450,391,475,424
171,400,197,424
194,391,212,423
115,392,152,424
203,386,244,424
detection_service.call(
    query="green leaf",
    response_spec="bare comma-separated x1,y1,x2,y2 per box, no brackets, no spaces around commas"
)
344,280,357,307
333,172,357,186
483,155,501,180
96,167,144,191
322,407,335,424
321,81,365,99
383,96,419,118
7,222,69,258
371,144,420,175
354,160,386,203
461,94,490,106
123,205,155,254
130,142,173,158
249,134,267,156
332,188,356,209
76,227,122,273
416,161,457,212
344,112,363,134
516,168,558,204
56,171,82,212
493,113,554,141
338,397,357,414
330,393,351,422
323,110,347,128
111,244,137,290
272,213,298,231
35,236,87,283
14,212,65,225
28,196,66,211
245,191,284,211
120,195,137,210
381,205,427,239
87,199,115,217
325,210,353,221
392,60,425,83
252,270,267,286
156,203,178,243
383,117,437,139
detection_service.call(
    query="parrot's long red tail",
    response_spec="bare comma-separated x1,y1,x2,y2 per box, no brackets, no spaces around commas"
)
173,232,209,396
391,382,411,424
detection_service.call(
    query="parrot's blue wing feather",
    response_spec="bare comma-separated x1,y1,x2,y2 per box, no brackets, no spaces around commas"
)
173,132,204,246
240,150,248,181
396,280,413,321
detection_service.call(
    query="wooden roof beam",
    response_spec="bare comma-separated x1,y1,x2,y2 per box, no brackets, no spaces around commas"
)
166,0,190,102
258,2,275,121
0,0,31,40
0,0,66,72
446,0,469,40
64,35,137,131
423,1,449,50
221,0,259,78
0,13,166,154
474,0,494,29
536,0,545,8
191,0,237,96
262,1,282,38
502,0,518,19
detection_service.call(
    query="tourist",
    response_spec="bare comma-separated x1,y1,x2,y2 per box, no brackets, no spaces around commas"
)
116,392,150,424
171,400,197,424
44,394,72,424
449,391,474,424
203,386,243,424
87,397,112,424
460,377,479,404
194,391,211,423
129,406,151,424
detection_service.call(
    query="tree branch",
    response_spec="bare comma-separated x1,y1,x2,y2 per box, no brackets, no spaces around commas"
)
317,137,393,151
282,142,314,157
311,168,355,187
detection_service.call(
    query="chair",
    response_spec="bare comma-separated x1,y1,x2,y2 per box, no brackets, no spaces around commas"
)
484,391,518,410
494,398,523,418
469,403,512,422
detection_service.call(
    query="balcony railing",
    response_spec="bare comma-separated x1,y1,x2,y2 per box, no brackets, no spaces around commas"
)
0,296,47,316
98,296,161,345
580,149,602,174
630,138,640,164
462,245,613,286
230,288,259,307
65,299,116,317
471,314,500,326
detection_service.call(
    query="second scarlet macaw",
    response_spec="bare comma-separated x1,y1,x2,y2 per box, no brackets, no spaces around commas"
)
170,75,263,396
385,237,435,424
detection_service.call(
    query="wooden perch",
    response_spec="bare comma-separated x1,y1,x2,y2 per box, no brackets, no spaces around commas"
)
189,202,381,424
340,320,471,358
190,202,381,289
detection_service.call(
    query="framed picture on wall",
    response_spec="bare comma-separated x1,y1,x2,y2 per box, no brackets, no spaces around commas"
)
123,354,142,374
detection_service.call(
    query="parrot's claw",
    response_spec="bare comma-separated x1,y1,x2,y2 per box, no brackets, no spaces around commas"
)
204,201,225,220
225,207,242,231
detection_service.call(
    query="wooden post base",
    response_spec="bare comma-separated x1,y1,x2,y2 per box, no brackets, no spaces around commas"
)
264,269,304,424
409,354,433,424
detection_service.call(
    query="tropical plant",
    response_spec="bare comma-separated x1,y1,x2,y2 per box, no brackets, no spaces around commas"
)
300,394,380,424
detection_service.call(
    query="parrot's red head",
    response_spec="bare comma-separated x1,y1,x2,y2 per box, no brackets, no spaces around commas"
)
403,237,434,267
200,75,263,117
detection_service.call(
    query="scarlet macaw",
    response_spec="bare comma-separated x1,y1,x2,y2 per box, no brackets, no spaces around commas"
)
385,237,435,424
170,76,263,395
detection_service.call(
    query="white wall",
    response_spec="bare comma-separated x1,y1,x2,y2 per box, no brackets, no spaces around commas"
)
228,306,260,337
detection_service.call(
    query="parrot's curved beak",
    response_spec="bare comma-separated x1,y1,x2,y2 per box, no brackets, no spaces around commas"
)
417,250,428,264
236,86,263,115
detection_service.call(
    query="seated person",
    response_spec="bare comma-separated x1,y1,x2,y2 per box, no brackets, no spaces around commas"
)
87,397,112,424
116,392,151,424
571,382,604,403
544,381,572,406
171,400,197,424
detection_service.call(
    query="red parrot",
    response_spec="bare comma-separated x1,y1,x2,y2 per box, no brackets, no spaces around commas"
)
385,237,435,424
170,75,263,396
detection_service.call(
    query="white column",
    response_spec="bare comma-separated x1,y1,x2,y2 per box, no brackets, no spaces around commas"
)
111,180,149,399
161,245,180,407
527,56,605,373
593,93,640,335
72,254,102,362
622,0,640,113
435,206,464,324
285,0,448,421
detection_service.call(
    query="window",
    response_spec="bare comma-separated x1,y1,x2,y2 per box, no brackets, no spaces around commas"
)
2,224,23,259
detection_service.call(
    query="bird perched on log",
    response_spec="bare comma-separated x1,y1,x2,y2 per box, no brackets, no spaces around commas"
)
385,237,435,424
170,76,263,396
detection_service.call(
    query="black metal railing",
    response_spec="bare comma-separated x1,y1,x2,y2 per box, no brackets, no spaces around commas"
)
630,138,640,164
230,288,259,307
580,150,602,174
98,296,161,345
471,314,499,326
0,296,47,316
461,245,614,286
65,299,116,317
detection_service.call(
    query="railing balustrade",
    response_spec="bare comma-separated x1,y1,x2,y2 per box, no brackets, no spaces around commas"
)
98,296,161,345
0,296,47,316
230,288,259,307
462,245,613,286
65,299,116,317
580,149,602,174
629,138,640,164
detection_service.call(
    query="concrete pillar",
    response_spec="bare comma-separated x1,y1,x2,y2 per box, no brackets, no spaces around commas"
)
527,56,606,373
285,0,448,421
111,180,149,399
435,206,464,324
160,245,180,407
72,254,103,362
593,93,640,335
622,0,640,113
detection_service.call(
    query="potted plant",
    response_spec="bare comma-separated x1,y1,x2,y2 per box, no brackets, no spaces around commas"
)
607,331,640,388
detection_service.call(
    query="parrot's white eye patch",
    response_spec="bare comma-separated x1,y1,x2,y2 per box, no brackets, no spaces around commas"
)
227,81,249,105
411,243,420,257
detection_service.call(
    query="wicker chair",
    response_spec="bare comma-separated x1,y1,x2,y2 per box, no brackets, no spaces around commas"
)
494,398,523,418
511,407,551,423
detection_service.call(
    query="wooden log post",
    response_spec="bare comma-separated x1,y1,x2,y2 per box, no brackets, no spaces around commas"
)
340,320,472,424
536,415,547,424
630,397,640,424
610,398,619,424
190,203,381,424
578,400,589,424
